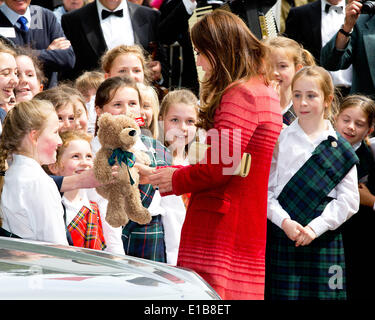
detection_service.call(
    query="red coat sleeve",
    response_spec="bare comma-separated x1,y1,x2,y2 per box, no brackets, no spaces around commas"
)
172,82,263,195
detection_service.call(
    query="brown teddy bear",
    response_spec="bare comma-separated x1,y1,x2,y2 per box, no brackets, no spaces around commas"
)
94,113,152,228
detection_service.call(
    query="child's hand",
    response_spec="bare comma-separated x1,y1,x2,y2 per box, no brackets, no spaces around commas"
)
295,225,316,247
281,218,304,242
358,183,375,207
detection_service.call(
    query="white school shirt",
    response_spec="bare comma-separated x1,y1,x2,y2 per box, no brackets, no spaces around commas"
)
0,154,68,245
267,119,359,237
321,0,352,87
62,190,95,226
63,187,125,255
160,156,188,265
85,188,125,255
96,0,134,50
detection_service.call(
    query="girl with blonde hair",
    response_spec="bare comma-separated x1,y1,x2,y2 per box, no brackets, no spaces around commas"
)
158,89,198,165
101,44,152,84
267,66,359,299
263,36,316,126
48,130,106,250
137,82,159,139
34,84,89,134
0,100,68,245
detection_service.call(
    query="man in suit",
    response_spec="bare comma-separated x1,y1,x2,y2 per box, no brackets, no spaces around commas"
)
0,0,75,88
61,0,167,83
280,0,316,33
157,0,199,94
321,0,375,97
285,0,352,97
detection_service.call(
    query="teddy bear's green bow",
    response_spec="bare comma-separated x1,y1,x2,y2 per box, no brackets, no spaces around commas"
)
108,148,136,185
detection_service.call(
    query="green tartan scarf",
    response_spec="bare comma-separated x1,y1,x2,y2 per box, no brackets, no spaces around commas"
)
277,134,359,225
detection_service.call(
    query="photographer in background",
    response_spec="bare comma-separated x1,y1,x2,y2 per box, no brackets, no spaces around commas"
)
320,0,375,97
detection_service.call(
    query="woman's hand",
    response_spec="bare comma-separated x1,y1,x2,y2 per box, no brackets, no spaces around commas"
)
134,163,155,185
148,167,178,193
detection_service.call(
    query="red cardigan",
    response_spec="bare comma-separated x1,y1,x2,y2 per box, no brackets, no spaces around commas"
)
172,77,282,299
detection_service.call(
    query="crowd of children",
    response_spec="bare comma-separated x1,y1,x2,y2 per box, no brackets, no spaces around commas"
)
0,40,194,267
1,25,375,300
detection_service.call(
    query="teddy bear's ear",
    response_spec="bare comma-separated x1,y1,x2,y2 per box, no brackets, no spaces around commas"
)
98,112,113,128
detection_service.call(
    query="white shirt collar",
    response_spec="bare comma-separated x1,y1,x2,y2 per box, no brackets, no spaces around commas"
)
96,0,128,22
0,3,31,27
288,118,338,143
321,0,345,14
10,154,43,173
353,141,362,151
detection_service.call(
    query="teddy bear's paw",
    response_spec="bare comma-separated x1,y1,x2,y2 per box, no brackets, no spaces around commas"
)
129,209,152,225
105,214,128,228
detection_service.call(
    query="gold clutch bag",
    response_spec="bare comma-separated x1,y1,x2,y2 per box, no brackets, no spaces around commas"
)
188,141,251,177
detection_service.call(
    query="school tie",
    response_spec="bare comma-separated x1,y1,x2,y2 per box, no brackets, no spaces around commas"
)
17,16,28,31
101,9,123,20
324,3,343,14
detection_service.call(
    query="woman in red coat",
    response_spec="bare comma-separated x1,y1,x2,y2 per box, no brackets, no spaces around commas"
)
146,10,282,299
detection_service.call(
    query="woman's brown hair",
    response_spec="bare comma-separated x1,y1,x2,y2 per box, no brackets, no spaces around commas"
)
190,9,271,130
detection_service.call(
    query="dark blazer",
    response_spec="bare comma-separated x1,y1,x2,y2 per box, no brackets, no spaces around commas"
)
61,1,166,81
158,0,199,94
0,5,75,87
320,14,375,97
284,0,322,64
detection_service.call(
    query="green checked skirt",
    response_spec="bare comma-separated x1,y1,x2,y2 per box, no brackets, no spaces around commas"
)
267,198,346,300
122,215,166,262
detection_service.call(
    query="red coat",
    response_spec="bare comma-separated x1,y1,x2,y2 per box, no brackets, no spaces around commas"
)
172,77,282,299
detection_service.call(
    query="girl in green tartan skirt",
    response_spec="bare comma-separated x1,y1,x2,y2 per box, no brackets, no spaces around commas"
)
266,66,360,300
92,76,175,262
335,95,375,300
